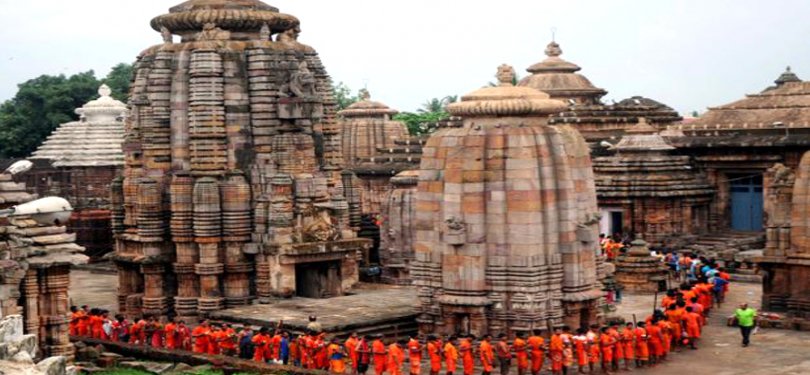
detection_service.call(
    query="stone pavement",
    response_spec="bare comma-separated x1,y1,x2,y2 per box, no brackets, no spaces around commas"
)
68,268,810,374
613,284,810,375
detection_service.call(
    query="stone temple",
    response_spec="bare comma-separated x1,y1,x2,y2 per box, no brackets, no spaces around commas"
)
412,65,603,336
113,0,370,321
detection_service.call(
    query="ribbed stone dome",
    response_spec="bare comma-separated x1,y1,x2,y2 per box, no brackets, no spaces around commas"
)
412,65,603,335
518,41,607,105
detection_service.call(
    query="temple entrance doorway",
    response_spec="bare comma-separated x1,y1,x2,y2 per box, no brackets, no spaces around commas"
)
729,174,764,231
599,208,624,236
295,261,342,298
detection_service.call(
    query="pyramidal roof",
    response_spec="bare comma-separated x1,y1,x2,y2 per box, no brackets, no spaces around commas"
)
517,40,607,103
30,85,127,167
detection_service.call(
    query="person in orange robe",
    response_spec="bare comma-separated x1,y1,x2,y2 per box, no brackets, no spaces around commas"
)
219,324,237,356
459,335,474,375
271,330,283,362
572,329,588,373
549,328,565,375
192,320,211,354
176,321,191,351
252,327,271,362
634,322,650,367
586,326,600,374
599,328,615,373
78,306,91,337
345,332,360,374
527,330,545,375
128,318,144,345
89,309,103,339
479,334,495,375
315,334,329,370
427,336,442,375
513,332,529,375
495,334,511,375
608,325,623,371
329,337,348,374
646,321,663,365
149,317,164,348
208,325,222,355
657,320,671,360
372,335,388,375
621,322,635,369
69,306,83,336
387,340,405,375
683,307,702,349
164,320,178,350
407,334,422,375
443,336,459,375
665,305,683,346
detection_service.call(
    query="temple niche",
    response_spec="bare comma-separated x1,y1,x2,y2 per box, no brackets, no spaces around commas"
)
113,0,370,321
413,65,604,336
25,84,127,260
0,167,87,359
592,119,715,246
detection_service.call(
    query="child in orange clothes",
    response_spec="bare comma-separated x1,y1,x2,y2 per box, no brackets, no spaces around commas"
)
513,332,529,375
443,336,459,375
386,340,405,375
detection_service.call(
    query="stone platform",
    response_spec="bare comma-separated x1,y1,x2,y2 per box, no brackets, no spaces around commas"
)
209,283,417,339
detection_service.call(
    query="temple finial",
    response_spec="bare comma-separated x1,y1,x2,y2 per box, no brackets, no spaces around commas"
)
496,64,516,86
545,41,562,58
359,88,371,101
98,84,112,98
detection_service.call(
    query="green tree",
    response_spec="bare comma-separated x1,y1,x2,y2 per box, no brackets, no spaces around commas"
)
332,82,360,111
0,71,101,158
103,63,134,102
0,64,133,158
395,95,456,136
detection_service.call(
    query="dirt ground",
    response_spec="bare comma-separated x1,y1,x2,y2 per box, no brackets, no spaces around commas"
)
69,269,810,375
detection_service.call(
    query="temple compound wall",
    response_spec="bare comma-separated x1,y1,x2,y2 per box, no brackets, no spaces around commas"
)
113,0,370,321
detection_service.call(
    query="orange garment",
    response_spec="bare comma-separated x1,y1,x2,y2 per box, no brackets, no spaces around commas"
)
479,341,495,373
549,334,564,371
177,325,191,351
329,343,347,374
129,320,146,344
90,315,103,339
428,342,442,373
621,329,634,360
459,339,474,375
314,336,328,370
220,328,237,353
207,329,221,355
527,335,545,373
346,337,359,370
69,311,84,336
164,322,177,349
407,338,422,375
684,312,702,339
588,335,600,364
661,296,676,309
373,339,387,375
634,327,649,360
387,344,405,375
645,325,661,357
665,309,684,342
573,336,587,367
513,338,529,370
599,334,614,364
608,329,623,360
657,321,671,355
252,333,271,362
192,326,210,354
443,342,458,374
77,313,90,336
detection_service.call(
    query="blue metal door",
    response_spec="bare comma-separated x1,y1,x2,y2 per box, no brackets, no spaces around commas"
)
730,174,763,231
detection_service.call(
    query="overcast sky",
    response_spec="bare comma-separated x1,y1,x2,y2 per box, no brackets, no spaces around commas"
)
1,0,809,115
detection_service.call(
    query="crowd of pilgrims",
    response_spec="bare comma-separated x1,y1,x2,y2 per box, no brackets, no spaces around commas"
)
69,268,727,375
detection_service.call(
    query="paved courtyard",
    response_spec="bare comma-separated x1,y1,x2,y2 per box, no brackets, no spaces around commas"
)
69,268,810,374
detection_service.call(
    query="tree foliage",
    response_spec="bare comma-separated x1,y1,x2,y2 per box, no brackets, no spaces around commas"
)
395,95,456,136
332,82,360,111
0,64,133,158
